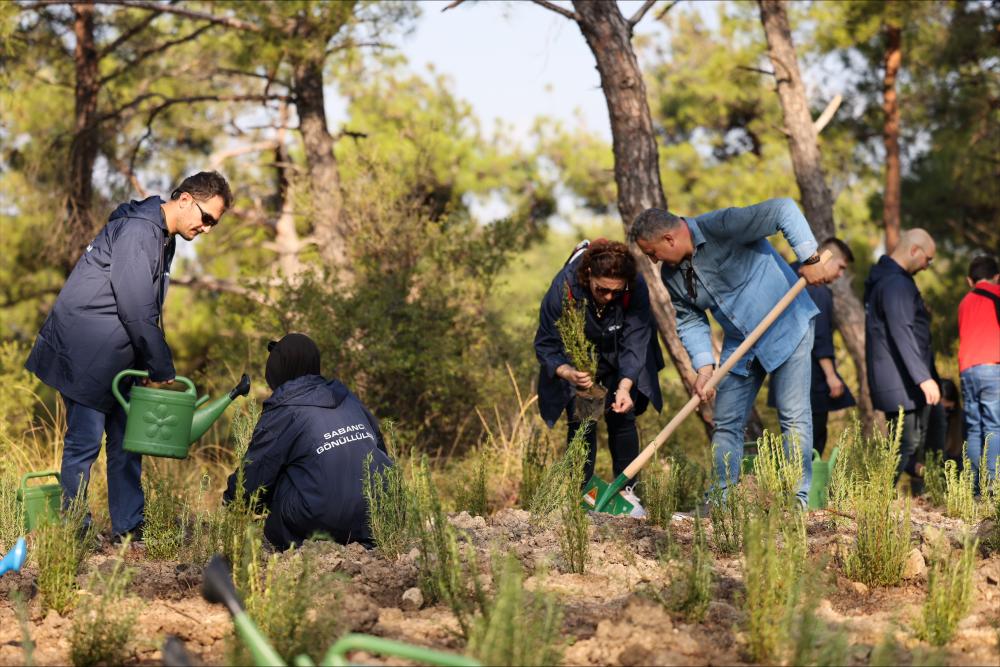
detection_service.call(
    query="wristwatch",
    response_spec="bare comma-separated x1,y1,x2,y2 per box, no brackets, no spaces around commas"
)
802,253,822,266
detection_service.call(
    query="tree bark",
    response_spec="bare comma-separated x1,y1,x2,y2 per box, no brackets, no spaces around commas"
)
63,1,101,274
882,22,902,254
758,0,877,431
570,0,717,434
291,55,349,278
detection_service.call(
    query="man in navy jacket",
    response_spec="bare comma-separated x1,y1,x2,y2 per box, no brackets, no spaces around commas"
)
864,228,939,484
25,171,232,538
225,334,392,550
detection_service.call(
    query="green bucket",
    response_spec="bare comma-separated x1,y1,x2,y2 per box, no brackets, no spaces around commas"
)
16,471,61,532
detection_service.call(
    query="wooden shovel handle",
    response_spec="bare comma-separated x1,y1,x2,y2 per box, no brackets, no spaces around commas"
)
621,250,832,479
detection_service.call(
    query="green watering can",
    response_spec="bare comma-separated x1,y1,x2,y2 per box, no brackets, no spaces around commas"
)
112,370,251,459
16,471,61,531
807,446,839,510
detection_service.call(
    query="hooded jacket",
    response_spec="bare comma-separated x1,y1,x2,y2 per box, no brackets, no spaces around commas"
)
864,255,934,413
25,196,176,412
223,374,391,549
534,256,664,426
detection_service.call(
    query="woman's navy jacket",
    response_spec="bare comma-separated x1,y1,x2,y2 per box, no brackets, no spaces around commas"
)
224,375,392,549
533,257,664,427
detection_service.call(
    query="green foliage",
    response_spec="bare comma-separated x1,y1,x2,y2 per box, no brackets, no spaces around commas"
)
520,430,552,510
944,446,978,524
70,540,139,667
751,430,803,510
468,555,564,667
924,449,947,508
554,285,597,378
0,461,23,553
709,455,746,555
362,453,410,559
409,456,484,637
841,417,911,587
559,420,591,574
663,515,713,622
456,447,489,517
920,535,978,647
786,573,849,667
11,591,34,667
645,453,707,528
141,471,187,560
235,545,345,664
982,453,1000,554
529,420,592,519
34,491,91,614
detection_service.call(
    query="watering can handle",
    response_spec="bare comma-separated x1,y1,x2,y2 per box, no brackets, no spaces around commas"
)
19,470,60,491
111,370,197,413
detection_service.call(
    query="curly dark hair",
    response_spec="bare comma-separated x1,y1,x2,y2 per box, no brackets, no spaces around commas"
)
576,238,637,290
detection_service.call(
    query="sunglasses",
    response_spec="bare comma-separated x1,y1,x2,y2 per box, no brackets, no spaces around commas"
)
591,284,626,298
192,199,219,228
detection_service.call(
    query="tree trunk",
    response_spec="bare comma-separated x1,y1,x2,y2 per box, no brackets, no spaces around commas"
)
272,104,305,283
758,0,877,431
291,55,349,278
882,22,902,254
571,0,718,434
63,1,101,274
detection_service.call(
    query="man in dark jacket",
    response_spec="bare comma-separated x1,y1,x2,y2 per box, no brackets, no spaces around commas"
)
25,171,233,538
768,238,856,456
224,334,392,550
864,228,939,484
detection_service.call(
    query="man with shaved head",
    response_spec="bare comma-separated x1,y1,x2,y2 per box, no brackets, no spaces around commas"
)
864,228,939,489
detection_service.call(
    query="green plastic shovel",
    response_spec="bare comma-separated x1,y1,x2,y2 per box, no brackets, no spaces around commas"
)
584,250,832,515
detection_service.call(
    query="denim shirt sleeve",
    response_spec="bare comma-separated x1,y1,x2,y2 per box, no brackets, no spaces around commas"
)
618,275,653,383
534,269,572,378
662,266,715,370
703,198,818,262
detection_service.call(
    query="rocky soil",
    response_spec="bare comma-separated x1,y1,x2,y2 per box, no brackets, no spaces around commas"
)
1,499,998,666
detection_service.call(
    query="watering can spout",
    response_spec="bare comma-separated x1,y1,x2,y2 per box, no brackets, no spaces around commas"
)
189,374,251,443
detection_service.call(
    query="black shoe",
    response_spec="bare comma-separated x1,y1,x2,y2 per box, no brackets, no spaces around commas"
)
113,521,145,546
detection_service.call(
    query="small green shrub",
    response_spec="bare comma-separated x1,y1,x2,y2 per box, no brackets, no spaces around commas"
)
751,429,803,509
924,449,947,508
456,446,489,517
529,420,592,519
468,555,563,666
945,446,978,523
555,285,596,377
70,540,139,667
142,471,187,560
920,535,978,646
842,417,911,587
645,453,707,528
35,491,91,614
520,430,552,510
743,510,797,663
709,453,746,555
786,576,848,667
982,453,1000,553
662,515,713,622
410,456,485,637
362,453,410,559
0,461,23,553
234,545,345,664
559,420,591,574
12,591,35,667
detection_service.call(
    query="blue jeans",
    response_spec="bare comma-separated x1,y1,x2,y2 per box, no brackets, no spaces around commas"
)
712,321,814,504
61,395,143,535
961,364,1000,492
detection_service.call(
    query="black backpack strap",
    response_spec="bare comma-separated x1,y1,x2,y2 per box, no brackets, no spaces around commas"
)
972,288,1000,325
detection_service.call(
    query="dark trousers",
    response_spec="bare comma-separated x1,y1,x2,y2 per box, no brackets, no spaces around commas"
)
885,406,930,487
813,410,829,457
566,399,640,486
61,394,143,535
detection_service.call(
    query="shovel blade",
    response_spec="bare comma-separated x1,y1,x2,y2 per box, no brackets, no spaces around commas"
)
581,474,635,516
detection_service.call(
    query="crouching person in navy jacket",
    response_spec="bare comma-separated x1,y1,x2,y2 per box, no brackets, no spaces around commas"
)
224,333,392,550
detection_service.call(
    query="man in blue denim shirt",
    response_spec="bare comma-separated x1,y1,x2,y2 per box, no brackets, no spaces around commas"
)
632,199,825,506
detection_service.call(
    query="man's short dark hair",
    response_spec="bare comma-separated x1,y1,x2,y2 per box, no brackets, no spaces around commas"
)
820,237,855,263
968,255,999,282
170,171,233,210
630,208,684,243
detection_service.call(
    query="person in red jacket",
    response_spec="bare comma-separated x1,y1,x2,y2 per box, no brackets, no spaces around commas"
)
958,255,1000,493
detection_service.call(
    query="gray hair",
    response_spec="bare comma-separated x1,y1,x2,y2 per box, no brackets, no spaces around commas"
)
630,208,684,243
